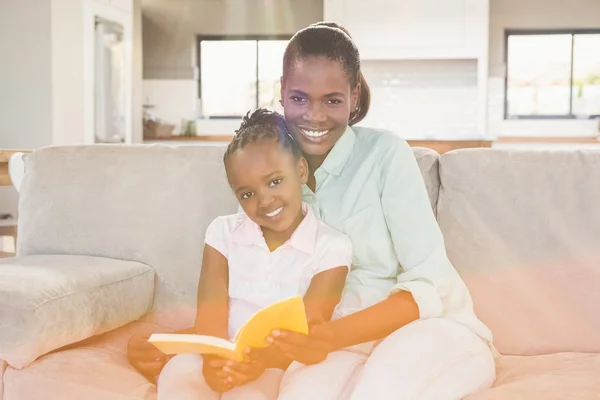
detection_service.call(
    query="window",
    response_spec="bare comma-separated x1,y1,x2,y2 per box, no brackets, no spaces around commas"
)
505,30,600,119
197,36,289,118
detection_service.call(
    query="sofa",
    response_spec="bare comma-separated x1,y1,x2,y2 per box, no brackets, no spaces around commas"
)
0,144,599,399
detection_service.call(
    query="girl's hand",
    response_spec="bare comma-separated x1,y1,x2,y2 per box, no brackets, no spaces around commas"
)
267,319,334,365
216,355,266,387
203,356,234,393
126,332,170,383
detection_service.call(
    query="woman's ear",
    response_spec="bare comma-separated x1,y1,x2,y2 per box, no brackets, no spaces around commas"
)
280,76,285,107
351,83,360,111
298,156,309,185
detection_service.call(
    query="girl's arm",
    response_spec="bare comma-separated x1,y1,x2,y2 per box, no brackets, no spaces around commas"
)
195,243,230,339
255,266,349,370
257,234,352,369
303,266,349,323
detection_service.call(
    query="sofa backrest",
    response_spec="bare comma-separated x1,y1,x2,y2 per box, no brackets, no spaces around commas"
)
411,147,440,214
17,145,238,327
15,144,439,328
437,148,600,356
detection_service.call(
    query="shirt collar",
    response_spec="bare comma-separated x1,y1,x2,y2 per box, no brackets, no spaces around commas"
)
318,126,356,176
230,202,318,254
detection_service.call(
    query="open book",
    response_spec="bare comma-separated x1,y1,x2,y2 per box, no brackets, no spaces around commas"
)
148,295,309,362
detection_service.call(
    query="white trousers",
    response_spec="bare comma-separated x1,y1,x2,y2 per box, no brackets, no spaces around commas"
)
278,318,495,400
157,354,283,400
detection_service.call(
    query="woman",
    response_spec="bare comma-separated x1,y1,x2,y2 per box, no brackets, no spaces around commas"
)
265,22,495,400
128,23,496,399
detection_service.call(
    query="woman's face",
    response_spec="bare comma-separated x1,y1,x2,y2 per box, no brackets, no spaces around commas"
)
281,56,359,159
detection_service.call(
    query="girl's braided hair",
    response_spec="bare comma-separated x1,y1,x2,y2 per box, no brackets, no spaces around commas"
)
223,109,301,165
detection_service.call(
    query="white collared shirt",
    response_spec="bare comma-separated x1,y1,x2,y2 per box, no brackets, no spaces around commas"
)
205,203,352,339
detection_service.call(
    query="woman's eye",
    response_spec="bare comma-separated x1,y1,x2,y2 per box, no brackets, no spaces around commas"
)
241,192,253,200
327,99,342,105
269,179,282,187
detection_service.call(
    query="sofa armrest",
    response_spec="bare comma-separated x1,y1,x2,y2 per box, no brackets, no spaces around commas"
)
0,255,155,368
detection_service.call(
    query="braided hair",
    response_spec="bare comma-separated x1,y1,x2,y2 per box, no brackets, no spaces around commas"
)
223,109,301,168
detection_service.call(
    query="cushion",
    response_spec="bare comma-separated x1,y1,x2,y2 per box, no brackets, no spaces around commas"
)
0,359,7,400
0,255,154,368
437,149,600,356
2,321,163,400
17,145,238,328
14,145,438,331
412,147,440,213
466,353,600,399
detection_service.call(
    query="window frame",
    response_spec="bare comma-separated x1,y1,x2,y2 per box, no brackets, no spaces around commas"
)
196,35,291,119
504,28,600,120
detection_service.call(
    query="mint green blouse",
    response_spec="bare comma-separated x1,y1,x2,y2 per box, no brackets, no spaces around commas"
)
302,126,492,345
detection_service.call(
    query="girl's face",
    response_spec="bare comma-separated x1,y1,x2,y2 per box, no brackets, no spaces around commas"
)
226,140,308,237
281,56,359,160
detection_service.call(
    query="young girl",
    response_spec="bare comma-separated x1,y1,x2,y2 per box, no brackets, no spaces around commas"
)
155,109,352,399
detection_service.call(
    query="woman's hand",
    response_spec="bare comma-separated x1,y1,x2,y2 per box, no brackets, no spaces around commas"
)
126,332,170,383
267,319,335,365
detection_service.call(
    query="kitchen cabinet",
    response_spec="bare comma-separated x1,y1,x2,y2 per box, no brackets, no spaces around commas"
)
324,0,488,60
91,0,132,13
109,0,133,13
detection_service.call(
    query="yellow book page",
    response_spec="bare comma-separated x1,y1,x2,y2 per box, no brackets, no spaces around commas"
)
148,334,239,361
233,295,309,352
148,296,309,362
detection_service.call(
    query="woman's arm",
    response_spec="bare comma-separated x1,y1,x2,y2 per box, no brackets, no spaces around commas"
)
329,136,442,347
195,244,230,339
326,290,418,350
270,291,418,363
271,136,454,362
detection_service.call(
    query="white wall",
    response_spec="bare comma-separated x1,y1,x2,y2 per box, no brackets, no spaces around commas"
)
0,0,54,150
359,60,480,139
0,0,54,218
51,0,86,145
0,0,143,219
133,0,144,143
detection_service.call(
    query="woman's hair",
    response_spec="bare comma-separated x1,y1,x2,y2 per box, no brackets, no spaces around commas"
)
223,109,301,166
282,22,370,126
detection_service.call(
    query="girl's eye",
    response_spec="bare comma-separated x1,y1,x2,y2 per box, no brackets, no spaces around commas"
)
269,179,282,187
240,192,253,200
327,99,343,105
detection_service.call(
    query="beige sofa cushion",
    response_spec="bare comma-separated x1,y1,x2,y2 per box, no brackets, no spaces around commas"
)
15,145,435,330
438,149,600,356
412,147,440,213
466,353,600,400
17,145,238,329
0,255,154,368
0,360,6,400
2,321,163,400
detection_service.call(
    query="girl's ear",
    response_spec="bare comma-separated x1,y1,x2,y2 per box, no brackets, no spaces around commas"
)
298,156,309,185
